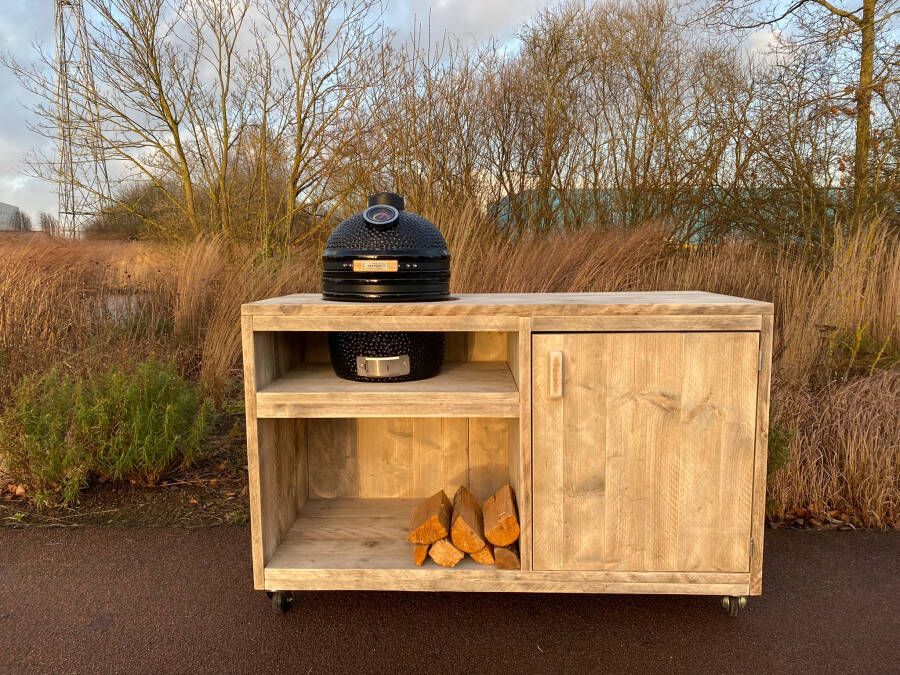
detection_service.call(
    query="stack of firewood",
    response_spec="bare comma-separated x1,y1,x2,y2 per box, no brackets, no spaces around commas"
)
407,485,520,569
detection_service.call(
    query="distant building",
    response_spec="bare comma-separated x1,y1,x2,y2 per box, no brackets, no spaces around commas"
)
0,201,26,231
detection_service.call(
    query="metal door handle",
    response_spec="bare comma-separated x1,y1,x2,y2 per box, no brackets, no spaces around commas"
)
548,351,563,398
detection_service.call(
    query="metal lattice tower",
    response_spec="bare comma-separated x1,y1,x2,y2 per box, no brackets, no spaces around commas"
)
55,0,111,237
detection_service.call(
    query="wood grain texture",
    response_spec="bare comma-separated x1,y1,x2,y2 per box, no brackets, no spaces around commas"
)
533,332,758,573
467,418,510,502
531,315,762,331
750,315,773,595
244,292,774,317
429,538,465,567
515,318,533,570
483,484,520,547
306,419,358,499
407,490,453,545
257,419,307,574
413,544,430,566
495,543,521,570
450,486,486,553
241,315,265,589
256,362,519,418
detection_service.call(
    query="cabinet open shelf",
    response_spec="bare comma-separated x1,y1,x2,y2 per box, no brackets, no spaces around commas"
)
264,498,516,589
256,361,519,418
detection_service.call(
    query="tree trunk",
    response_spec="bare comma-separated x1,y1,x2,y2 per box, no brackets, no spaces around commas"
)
853,0,875,216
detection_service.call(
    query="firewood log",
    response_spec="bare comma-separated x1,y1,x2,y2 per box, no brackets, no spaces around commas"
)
483,484,520,546
450,486,486,553
469,543,495,566
407,490,453,544
413,543,430,566
494,543,520,570
428,538,464,567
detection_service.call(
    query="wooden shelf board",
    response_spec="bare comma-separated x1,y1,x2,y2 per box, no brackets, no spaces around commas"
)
256,362,519,418
265,497,514,574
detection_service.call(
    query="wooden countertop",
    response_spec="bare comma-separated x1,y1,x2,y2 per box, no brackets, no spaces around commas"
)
242,292,773,316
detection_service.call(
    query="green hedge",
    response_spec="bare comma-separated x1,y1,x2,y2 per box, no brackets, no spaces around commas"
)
0,359,212,507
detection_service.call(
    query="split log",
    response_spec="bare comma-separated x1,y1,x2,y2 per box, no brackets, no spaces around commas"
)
469,543,495,566
450,486,486,553
483,484,520,546
494,543,520,570
413,543,430,566
428,538,464,567
407,490,453,544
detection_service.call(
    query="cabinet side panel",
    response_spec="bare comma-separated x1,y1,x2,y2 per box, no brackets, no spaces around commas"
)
242,315,265,589
257,419,304,570
750,315,773,594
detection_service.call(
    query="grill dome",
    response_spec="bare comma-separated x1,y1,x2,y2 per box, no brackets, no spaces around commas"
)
322,193,450,302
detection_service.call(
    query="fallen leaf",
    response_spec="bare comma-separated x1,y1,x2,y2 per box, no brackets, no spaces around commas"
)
14,485,26,497
189,497,199,505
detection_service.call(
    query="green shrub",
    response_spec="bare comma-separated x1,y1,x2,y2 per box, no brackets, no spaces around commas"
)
0,360,213,506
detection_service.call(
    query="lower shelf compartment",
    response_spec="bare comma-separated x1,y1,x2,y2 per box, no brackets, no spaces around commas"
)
265,498,515,577
261,499,752,594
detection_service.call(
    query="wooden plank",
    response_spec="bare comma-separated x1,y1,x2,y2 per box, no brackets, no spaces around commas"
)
241,315,266,589
750,315,774,595
516,318,533,570
253,315,520,331
243,292,775,317
532,333,565,571
467,418,510,502
357,418,414,498
531,315,762,332
256,362,519,419
257,419,306,577
677,333,757,572
533,332,758,573
306,419,358,499
411,418,468,498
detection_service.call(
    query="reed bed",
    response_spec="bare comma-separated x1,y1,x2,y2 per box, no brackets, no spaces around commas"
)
0,220,896,526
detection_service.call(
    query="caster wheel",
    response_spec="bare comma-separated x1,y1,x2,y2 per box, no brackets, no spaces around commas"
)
721,595,747,617
267,591,294,613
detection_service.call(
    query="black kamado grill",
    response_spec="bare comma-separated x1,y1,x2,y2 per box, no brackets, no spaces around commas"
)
322,192,451,382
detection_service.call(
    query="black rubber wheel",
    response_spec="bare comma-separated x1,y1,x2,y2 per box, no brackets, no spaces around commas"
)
721,595,747,617
268,591,293,613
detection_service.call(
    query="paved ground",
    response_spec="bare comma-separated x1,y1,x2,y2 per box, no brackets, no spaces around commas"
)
1,527,897,674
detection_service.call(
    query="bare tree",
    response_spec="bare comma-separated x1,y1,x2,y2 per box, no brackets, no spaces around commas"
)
702,0,900,216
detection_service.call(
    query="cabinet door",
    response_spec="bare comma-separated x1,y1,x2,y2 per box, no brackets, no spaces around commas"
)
532,332,759,572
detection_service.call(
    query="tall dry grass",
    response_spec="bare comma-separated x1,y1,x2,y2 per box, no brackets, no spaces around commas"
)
0,220,897,526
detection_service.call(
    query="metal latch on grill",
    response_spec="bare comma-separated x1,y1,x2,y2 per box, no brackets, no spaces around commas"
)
356,355,411,378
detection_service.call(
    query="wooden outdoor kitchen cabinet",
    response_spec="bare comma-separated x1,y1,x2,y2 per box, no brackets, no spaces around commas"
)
241,292,773,610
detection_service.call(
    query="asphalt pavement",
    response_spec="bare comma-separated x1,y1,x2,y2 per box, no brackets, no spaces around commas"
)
1,527,897,674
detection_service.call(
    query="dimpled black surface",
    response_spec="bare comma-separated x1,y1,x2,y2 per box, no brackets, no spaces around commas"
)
324,211,448,252
328,331,445,382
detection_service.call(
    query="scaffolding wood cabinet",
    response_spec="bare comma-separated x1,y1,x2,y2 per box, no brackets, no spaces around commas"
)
241,292,773,612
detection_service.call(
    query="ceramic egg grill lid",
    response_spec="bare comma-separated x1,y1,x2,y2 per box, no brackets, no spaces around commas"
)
322,192,450,301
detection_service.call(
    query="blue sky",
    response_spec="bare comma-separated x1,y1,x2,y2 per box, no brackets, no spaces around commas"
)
0,0,552,221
